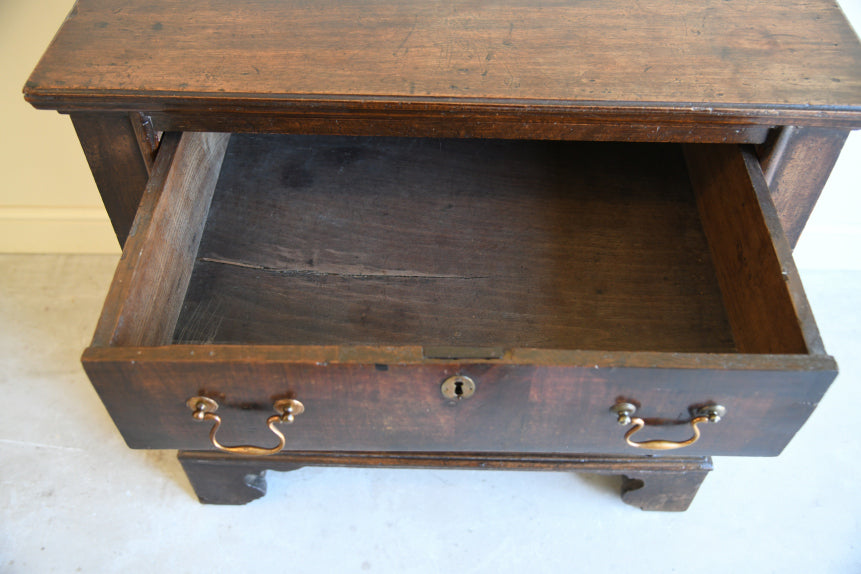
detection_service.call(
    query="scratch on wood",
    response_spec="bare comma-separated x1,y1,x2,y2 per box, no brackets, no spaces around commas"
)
173,295,224,343
393,16,418,56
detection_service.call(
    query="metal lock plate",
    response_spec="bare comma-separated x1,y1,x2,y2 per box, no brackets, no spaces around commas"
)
441,375,476,400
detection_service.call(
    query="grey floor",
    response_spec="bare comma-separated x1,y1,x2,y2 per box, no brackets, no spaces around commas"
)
1,251,860,572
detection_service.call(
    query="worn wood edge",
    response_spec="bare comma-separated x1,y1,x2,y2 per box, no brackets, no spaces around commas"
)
151,113,770,143
177,449,713,473
89,132,181,346
136,103,853,133
129,112,161,175
619,468,710,511
176,450,712,509
138,102,856,131
683,144,826,355
759,126,796,184
21,89,861,125
177,454,270,505
81,344,837,373
111,130,229,346
89,132,230,347
761,127,850,185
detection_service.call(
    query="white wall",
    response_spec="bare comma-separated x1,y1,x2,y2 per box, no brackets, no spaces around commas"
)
0,0,119,253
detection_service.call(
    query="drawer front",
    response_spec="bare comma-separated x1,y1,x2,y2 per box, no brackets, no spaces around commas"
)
83,347,835,457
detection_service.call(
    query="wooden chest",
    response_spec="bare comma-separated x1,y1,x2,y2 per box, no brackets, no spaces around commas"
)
25,0,861,510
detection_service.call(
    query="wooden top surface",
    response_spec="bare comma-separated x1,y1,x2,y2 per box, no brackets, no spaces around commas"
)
25,0,861,125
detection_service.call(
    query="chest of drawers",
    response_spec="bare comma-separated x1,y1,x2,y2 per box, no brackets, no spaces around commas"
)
25,0,861,510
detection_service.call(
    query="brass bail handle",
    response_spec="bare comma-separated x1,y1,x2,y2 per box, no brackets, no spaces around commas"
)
610,402,726,451
187,396,304,456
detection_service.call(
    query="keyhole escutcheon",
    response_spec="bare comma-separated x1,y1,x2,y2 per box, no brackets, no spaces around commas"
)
441,375,476,400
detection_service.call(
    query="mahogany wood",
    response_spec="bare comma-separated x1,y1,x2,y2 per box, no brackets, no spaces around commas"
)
757,127,850,247
70,112,152,245
177,450,712,511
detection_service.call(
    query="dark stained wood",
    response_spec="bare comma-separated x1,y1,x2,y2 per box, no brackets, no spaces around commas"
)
176,136,734,353
147,109,773,144
757,127,850,247
178,453,272,505
129,112,162,175
84,342,840,370
620,464,711,512
81,136,837,457
89,132,180,345
684,144,826,355
82,345,836,456
25,0,861,130
71,112,153,245
90,131,230,347
30,0,858,512
177,450,713,511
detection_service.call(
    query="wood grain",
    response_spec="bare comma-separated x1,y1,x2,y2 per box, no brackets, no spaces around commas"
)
757,127,850,247
685,144,826,355
175,135,735,353
177,450,713,511
71,112,153,245
82,345,836,456
29,0,853,509
146,108,773,144
80,135,837,457
129,112,162,175
91,131,229,347
25,0,861,129
620,463,711,512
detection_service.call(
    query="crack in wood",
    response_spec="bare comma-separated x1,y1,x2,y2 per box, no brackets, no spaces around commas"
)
198,257,489,280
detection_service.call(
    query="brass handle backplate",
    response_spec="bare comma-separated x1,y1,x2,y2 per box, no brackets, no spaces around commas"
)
610,402,726,451
187,396,304,456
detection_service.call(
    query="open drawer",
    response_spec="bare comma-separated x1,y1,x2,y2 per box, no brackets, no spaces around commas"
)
82,132,836,457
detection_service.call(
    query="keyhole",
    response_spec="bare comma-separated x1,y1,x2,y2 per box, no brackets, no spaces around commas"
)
441,375,475,400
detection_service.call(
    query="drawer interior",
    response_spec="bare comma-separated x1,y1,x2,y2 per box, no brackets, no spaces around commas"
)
173,135,735,353
91,132,823,359
93,132,821,358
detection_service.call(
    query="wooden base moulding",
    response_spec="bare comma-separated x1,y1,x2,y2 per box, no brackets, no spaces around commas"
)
177,450,713,512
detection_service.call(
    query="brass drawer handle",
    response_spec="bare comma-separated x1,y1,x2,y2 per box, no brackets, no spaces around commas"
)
610,403,726,451
187,396,304,456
